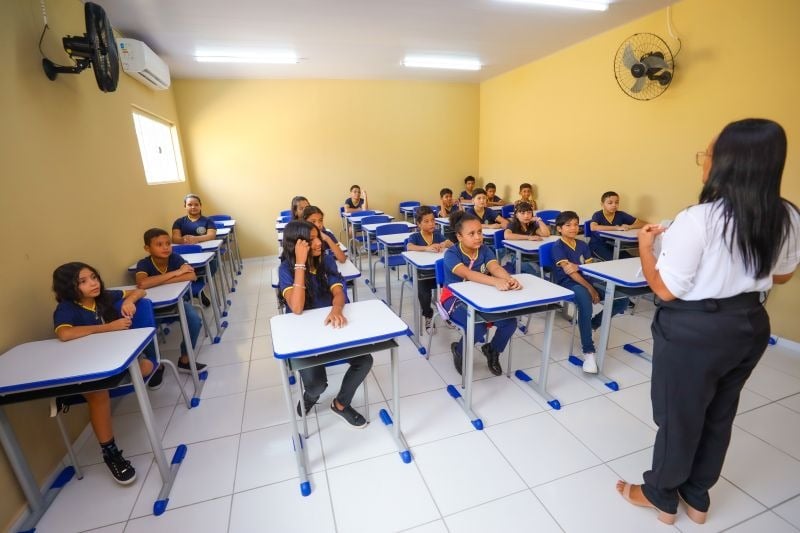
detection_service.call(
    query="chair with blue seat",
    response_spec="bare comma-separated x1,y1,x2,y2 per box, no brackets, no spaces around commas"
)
51,298,191,480
279,215,292,223
583,219,592,239
367,223,409,304
348,210,377,258
279,209,292,218
501,204,515,219
211,220,237,291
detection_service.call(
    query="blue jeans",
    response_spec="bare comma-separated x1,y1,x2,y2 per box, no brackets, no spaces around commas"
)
565,281,628,354
449,301,517,356
179,301,202,356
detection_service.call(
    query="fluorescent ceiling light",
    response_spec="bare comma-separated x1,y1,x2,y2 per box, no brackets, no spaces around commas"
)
497,0,610,11
194,51,299,64
402,56,481,71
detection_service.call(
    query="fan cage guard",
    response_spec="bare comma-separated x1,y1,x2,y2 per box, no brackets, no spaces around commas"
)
614,33,674,101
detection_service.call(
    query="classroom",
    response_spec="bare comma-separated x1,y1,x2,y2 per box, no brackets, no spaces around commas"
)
1,0,799,531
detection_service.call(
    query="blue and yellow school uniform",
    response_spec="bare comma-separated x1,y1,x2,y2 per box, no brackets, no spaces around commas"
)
53,290,125,332
407,230,447,247
589,210,638,259
172,215,216,237
467,207,500,226
508,220,543,237
278,253,346,310
320,228,340,256
407,230,446,317
459,190,473,201
344,198,364,209
551,238,594,286
440,244,516,355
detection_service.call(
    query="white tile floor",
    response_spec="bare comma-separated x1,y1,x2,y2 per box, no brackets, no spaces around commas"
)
32,256,800,533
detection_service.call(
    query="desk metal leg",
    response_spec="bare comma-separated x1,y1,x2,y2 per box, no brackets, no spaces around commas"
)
229,227,243,272
568,282,619,391
446,306,484,430
514,309,563,410
215,250,231,315
280,360,311,496
129,361,186,516
378,345,412,463
178,298,207,407
613,240,621,260
516,253,522,274
205,270,227,343
383,245,392,307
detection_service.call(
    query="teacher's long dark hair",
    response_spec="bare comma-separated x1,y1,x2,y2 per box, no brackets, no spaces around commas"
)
281,220,333,310
699,118,799,278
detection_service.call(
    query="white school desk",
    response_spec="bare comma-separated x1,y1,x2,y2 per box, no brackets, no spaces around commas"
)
270,300,412,496
212,227,242,286
579,257,651,390
216,220,242,271
0,329,186,529
401,251,444,355
593,228,639,260
435,217,451,233
399,204,418,220
276,221,287,231
270,258,362,303
375,232,412,307
502,235,560,274
198,239,233,301
446,274,574,426
113,283,207,406
362,221,415,282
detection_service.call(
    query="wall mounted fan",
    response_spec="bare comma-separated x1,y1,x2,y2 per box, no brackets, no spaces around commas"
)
613,33,674,101
42,2,119,92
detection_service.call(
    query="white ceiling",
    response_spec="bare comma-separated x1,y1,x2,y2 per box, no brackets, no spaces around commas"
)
94,0,675,82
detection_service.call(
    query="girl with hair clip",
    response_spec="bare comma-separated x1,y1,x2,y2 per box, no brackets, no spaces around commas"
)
172,193,217,244
617,118,800,524
290,196,310,221
278,221,372,428
440,210,520,377
302,205,346,263
52,262,163,485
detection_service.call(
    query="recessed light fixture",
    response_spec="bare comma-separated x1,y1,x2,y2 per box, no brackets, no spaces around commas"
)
194,50,299,64
402,55,481,71
496,0,610,11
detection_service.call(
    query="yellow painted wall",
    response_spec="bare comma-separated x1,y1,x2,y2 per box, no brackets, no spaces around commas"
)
172,79,479,257
0,0,190,528
479,0,800,339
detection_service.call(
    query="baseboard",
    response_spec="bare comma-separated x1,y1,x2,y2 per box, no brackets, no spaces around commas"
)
775,335,800,352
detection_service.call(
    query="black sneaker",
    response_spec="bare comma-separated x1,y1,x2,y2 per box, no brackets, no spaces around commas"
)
451,342,463,375
177,359,208,374
200,292,212,307
481,344,503,376
296,395,317,417
103,448,136,485
147,364,165,390
330,401,368,428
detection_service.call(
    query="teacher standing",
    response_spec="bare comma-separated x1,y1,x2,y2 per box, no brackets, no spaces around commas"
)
617,118,800,525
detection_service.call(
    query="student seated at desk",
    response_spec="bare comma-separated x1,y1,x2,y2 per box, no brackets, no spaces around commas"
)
503,201,551,274
459,175,476,202
441,211,520,376
52,262,162,485
343,185,367,214
484,182,505,207
279,221,371,428
290,195,310,221
439,187,457,217
515,182,538,211
589,191,646,260
135,228,207,375
303,205,346,263
551,211,628,374
406,206,453,332
468,188,509,229
172,193,217,245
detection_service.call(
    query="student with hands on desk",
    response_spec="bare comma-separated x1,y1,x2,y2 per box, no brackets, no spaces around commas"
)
52,262,161,485
441,211,520,377
278,220,372,428
172,193,217,245
589,191,646,260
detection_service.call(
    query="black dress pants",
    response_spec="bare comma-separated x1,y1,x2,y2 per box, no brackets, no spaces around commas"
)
300,354,373,408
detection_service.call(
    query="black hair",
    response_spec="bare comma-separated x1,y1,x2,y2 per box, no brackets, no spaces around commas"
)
184,193,202,205
440,187,453,197
350,184,361,192
464,176,476,184
301,205,324,220
143,227,169,246
471,188,487,197
415,205,435,224
519,182,532,191
280,221,334,309
601,191,619,202
52,262,119,323
555,210,579,230
449,210,481,234
699,118,799,278
508,202,536,235
290,196,309,220
485,182,496,191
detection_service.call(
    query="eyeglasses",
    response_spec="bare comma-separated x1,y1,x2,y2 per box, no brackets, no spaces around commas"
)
695,150,711,166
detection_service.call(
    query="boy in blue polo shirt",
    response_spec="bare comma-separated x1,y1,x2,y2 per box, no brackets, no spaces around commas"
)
552,211,628,373
136,228,206,374
467,188,508,229
459,175,476,202
589,191,646,260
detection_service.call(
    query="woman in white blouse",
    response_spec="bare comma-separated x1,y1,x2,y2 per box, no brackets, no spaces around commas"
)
617,118,800,525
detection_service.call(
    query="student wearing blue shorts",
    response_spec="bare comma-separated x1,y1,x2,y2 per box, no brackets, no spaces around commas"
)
135,228,207,375
589,191,646,260
279,221,371,428
441,211,520,376
552,211,628,373
303,205,346,263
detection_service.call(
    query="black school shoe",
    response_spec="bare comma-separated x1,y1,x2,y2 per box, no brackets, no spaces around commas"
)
481,344,503,376
177,359,208,374
330,401,368,428
296,395,317,417
200,292,212,307
103,448,137,485
451,342,463,375
147,364,165,390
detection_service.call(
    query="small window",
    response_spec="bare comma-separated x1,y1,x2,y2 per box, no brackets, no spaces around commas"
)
131,108,186,185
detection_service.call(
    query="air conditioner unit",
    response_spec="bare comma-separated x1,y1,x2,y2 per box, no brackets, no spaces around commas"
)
117,38,171,90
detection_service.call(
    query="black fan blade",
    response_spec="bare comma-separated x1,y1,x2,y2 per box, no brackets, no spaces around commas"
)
630,77,647,93
642,54,669,71
622,44,638,69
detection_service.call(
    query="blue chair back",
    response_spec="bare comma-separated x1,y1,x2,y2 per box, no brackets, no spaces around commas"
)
537,210,560,222
539,242,555,269
501,204,515,218
435,258,445,286
209,214,232,221
399,201,421,209
354,210,377,218
280,209,292,217
213,221,227,229
375,223,409,238
360,215,391,226
172,244,203,254
583,220,592,238
279,215,292,223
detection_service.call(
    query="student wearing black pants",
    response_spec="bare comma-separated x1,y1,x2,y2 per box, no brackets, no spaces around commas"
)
616,119,800,525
